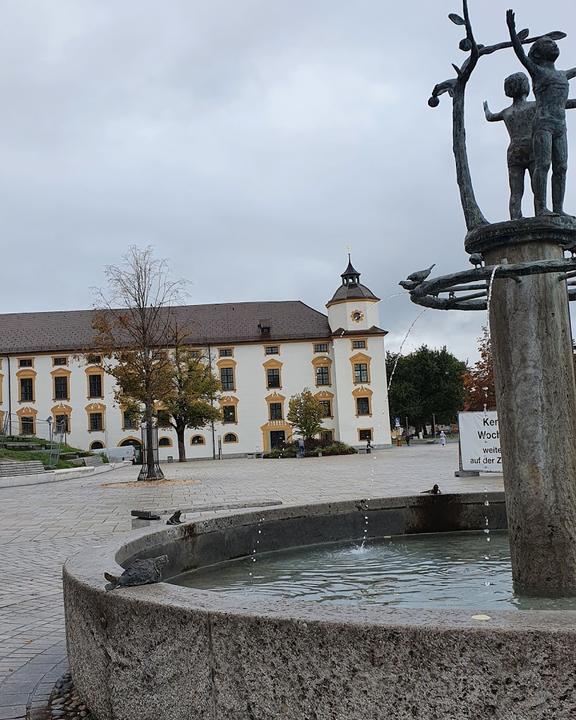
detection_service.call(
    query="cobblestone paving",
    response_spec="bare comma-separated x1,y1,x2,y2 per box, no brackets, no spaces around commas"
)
0,445,503,718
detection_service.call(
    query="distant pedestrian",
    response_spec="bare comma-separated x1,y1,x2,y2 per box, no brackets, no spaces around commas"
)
404,432,411,447
366,439,373,454
439,431,446,447
297,437,305,458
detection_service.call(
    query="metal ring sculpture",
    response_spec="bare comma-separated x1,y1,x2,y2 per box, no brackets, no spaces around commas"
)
406,257,576,311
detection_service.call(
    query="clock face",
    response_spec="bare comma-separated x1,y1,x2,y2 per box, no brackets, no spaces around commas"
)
351,310,364,323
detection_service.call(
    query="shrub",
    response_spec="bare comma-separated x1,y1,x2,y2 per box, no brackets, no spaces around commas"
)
322,442,358,456
263,440,356,459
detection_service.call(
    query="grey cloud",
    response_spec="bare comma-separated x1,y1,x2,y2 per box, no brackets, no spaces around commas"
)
0,0,574,363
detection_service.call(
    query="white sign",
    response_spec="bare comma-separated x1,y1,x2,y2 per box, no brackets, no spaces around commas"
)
458,411,501,472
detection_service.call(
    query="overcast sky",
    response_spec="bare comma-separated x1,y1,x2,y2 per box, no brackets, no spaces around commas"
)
0,0,575,362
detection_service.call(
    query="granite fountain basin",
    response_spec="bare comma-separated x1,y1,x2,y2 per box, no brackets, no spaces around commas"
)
63,492,576,720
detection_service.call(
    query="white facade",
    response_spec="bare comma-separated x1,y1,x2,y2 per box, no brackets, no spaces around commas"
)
0,263,392,458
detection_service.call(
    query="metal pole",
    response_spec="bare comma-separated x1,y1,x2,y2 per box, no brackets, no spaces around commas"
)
6,356,12,435
207,344,216,460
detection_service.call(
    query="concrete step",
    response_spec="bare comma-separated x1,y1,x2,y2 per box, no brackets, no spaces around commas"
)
0,460,47,476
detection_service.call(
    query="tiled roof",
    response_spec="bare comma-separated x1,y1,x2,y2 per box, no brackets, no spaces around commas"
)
328,283,380,305
0,301,331,355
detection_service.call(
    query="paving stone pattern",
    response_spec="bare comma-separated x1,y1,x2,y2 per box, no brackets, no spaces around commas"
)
0,445,502,718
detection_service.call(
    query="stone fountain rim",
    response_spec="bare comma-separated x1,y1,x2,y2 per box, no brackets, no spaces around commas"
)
64,491,576,634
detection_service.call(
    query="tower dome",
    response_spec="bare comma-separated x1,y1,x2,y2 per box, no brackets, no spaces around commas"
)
326,255,380,307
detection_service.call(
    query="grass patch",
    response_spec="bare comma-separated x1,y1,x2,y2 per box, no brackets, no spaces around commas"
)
0,438,89,470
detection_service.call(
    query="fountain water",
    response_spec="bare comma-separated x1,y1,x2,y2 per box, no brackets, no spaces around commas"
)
386,309,427,392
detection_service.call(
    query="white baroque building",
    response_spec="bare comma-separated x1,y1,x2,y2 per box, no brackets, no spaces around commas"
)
0,259,392,459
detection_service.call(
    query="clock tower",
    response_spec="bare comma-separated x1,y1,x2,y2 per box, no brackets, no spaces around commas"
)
326,256,391,448
326,255,380,333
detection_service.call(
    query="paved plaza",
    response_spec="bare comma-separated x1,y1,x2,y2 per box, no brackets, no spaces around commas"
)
0,444,503,719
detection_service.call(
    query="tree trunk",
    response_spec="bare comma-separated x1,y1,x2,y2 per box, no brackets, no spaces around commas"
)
138,399,164,480
145,402,155,473
177,423,186,462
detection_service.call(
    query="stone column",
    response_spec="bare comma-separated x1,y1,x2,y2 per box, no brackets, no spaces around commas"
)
468,217,576,596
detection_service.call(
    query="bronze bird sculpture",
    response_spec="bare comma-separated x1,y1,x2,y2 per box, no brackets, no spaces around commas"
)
407,264,436,284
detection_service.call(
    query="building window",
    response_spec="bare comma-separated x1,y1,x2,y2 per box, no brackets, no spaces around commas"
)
18,358,33,368
314,344,329,353
266,368,281,389
90,441,104,450
20,416,35,435
265,346,279,355
352,340,366,349
53,356,68,366
123,410,137,430
20,378,34,402
354,363,369,383
359,429,373,442
223,433,238,443
190,350,201,359
320,430,334,443
223,405,237,423
319,400,332,418
191,435,205,445
89,413,103,431
88,374,103,398
54,376,69,401
87,354,102,364
219,348,233,358
269,402,283,421
55,414,69,433
220,367,235,391
158,437,172,447
356,397,371,416
315,366,330,386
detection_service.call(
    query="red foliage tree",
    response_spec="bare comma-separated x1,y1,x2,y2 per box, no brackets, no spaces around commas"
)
462,326,496,411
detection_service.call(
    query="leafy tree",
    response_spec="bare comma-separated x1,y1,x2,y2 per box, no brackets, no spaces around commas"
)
93,246,185,480
287,389,324,445
462,326,496,411
162,339,221,462
386,345,466,435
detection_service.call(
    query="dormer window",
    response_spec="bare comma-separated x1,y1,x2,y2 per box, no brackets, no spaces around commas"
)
258,319,271,336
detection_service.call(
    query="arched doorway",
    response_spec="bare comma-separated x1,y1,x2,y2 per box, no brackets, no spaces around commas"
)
119,437,142,463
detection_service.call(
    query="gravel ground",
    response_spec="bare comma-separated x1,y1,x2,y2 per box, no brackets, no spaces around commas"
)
46,673,93,720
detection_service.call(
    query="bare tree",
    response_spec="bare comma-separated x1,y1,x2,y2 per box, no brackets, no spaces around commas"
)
93,246,186,480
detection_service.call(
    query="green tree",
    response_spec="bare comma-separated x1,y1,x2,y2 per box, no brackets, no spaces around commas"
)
162,341,221,462
386,345,466,435
287,389,324,446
